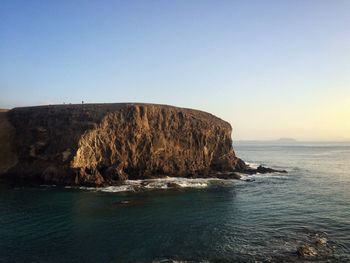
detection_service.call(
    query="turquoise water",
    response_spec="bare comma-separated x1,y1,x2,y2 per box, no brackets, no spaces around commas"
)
1,143,350,262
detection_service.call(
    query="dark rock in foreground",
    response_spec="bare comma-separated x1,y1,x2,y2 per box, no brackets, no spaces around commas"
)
297,245,318,257
296,234,334,260
0,103,284,186
241,165,287,175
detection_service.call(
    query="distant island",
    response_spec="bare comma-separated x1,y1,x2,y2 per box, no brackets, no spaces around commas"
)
236,138,298,144
0,103,285,186
277,138,297,142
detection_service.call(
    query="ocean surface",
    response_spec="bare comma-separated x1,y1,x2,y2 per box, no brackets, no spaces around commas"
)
1,142,350,262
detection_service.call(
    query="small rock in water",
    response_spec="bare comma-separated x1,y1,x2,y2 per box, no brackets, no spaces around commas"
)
297,245,318,257
113,199,147,206
315,237,327,246
141,181,150,187
166,182,182,188
245,178,255,182
257,165,287,174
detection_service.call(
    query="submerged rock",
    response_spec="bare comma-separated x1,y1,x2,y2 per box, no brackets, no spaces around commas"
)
244,178,255,182
166,182,182,188
296,233,335,260
256,165,287,174
297,245,318,257
315,237,327,246
239,165,287,175
0,103,285,186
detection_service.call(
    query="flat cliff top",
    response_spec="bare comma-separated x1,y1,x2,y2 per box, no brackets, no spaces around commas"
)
10,103,231,129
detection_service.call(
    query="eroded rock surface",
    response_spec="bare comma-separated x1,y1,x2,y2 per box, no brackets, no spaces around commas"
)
0,103,253,186
0,110,18,174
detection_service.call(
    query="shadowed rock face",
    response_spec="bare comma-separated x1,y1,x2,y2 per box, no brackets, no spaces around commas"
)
0,103,248,186
0,110,17,174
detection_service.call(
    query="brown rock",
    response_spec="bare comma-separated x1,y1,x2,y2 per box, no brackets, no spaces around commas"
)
0,103,257,186
166,182,182,188
103,164,128,182
75,168,104,187
0,111,18,174
297,245,318,258
256,165,287,174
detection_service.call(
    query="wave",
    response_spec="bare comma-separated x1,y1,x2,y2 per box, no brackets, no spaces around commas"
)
64,171,291,193
238,173,288,181
65,177,237,193
244,161,260,169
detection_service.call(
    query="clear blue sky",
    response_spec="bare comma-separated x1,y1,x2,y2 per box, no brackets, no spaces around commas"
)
1,0,349,140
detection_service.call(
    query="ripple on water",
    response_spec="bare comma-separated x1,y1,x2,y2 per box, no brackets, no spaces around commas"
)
1,144,350,262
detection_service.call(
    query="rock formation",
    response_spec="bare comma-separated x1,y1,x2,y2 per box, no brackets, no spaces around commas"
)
0,103,284,186
0,109,17,175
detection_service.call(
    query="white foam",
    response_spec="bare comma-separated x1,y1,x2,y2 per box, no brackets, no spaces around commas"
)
239,173,288,181
64,170,289,193
64,171,290,192
65,177,236,193
100,185,135,192
245,161,260,169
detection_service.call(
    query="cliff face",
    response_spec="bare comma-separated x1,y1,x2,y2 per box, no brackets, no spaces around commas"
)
1,103,246,186
0,110,17,175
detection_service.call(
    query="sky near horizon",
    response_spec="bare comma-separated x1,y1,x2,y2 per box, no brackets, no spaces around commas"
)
1,0,349,141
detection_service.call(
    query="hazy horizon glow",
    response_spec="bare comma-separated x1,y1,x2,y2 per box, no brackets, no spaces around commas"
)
1,0,349,141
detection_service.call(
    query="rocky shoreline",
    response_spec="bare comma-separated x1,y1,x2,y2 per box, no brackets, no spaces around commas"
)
0,103,286,187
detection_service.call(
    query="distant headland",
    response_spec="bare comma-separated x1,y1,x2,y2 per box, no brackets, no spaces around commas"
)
277,138,297,142
236,138,297,144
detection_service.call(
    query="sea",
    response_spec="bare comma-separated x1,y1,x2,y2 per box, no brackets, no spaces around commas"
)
1,142,350,262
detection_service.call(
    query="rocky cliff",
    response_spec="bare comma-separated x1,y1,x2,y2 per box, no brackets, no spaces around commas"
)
0,110,17,175
0,103,251,186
